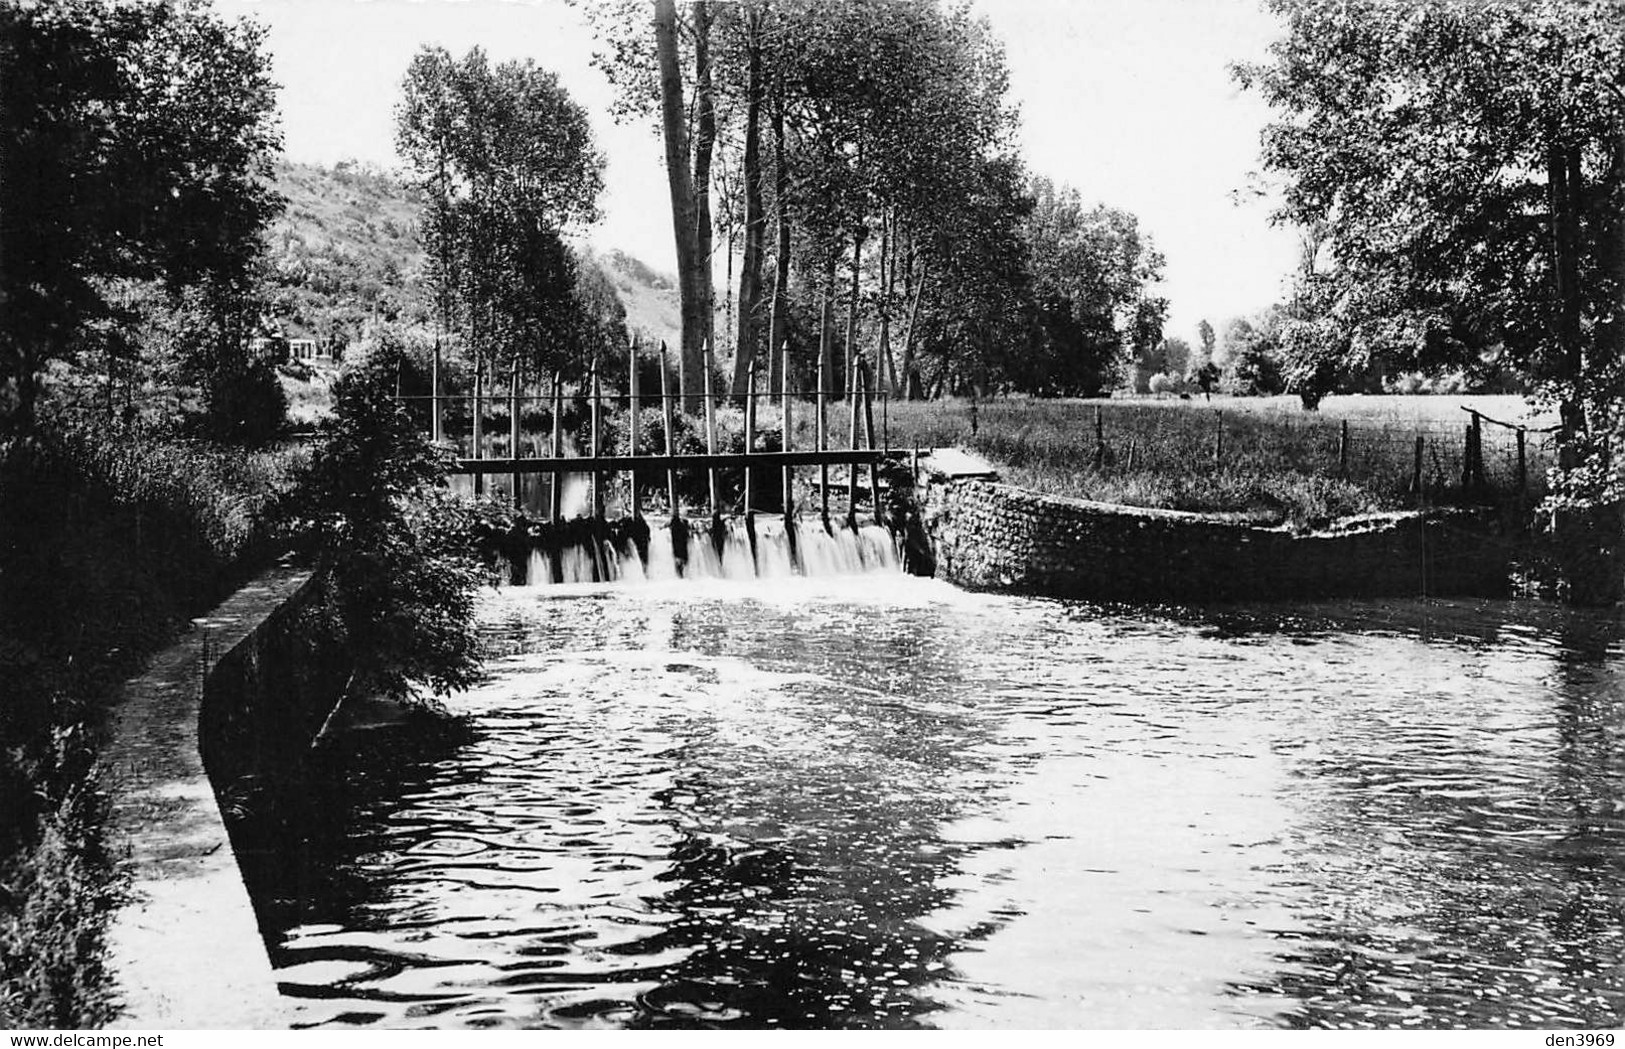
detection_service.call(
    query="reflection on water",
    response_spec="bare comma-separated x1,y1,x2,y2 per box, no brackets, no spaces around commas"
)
246,578,1625,1029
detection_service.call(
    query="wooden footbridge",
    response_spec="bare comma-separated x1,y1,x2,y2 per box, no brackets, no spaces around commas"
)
411,342,910,532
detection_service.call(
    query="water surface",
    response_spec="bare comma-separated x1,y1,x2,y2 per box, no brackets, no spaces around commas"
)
254,574,1625,1029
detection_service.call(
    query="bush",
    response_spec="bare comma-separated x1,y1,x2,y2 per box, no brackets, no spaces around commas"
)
0,426,305,1026
308,331,486,702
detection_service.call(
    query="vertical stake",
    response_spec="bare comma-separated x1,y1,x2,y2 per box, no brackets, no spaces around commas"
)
472,355,484,496
818,334,831,527
660,343,678,520
782,343,795,531
1412,433,1425,497
629,335,641,522
1213,410,1223,470
1517,426,1528,500
431,335,443,444
862,359,880,528
846,354,861,530
1094,405,1104,469
509,363,522,510
549,372,563,522
590,361,606,580
1338,418,1349,476
744,360,757,515
704,340,720,525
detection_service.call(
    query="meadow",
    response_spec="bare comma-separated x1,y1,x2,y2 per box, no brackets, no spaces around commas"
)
880,393,1556,529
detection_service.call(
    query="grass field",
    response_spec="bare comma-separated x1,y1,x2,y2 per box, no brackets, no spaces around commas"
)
879,393,1555,528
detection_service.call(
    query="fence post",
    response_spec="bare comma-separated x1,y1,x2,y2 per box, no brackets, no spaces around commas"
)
431,335,443,444
782,343,796,535
660,344,678,520
1471,412,1485,491
818,333,831,527
847,354,862,530
744,360,757,518
1517,426,1528,499
1461,422,1473,493
628,336,641,522
1412,434,1424,496
861,359,881,527
1213,410,1223,469
1094,406,1104,469
1338,418,1349,476
549,372,563,523
509,363,522,510
704,341,720,525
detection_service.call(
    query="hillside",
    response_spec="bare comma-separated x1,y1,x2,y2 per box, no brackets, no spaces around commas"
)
265,160,687,354
265,159,431,346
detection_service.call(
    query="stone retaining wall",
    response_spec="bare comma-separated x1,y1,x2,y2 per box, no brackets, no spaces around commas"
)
925,480,1513,601
105,558,341,1030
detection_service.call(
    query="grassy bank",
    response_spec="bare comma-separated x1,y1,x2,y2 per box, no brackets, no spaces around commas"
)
884,394,1555,529
0,427,308,1027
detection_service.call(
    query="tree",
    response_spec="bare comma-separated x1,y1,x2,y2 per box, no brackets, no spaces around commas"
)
309,331,486,703
1237,0,1625,473
395,46,604,383
1019,177,1167,396
0,0,283,434
1221,315,1286,396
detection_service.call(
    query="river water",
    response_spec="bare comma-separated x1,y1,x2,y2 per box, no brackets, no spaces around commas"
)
254,554,1625,1030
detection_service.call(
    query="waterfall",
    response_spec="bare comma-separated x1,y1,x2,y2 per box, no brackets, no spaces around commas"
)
515,518,901,587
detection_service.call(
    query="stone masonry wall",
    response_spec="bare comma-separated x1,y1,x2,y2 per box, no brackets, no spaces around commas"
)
926,480,1512,602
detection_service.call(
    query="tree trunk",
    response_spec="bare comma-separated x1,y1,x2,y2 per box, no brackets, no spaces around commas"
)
654,0,702,411
766,82,791,393
731,8,766,398
899,256,928,400
1548,133,1586,462
690,1,717,410
842,227,866,401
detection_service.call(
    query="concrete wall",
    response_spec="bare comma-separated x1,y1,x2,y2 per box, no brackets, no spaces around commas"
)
104,559,344,1030
925,479,1513,602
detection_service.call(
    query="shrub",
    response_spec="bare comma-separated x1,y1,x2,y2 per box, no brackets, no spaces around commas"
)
307,331,486,703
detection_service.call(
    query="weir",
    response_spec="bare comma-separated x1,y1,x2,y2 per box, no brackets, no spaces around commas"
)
418,338,918,584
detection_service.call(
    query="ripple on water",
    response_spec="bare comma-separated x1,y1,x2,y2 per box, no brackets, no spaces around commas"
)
239,582,1625,1029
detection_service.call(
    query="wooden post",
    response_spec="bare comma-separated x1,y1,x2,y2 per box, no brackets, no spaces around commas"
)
1461,421,1473,493
590,362,606,579
509,364,522,509
704,341,720,523
861,359,880,526
1471,412,1485,490
661,344,678,519
743,360,757,515
1412,433,1424,496
431,335,443,443
549,372,563,522
782,343,795,528
591,363,604,515
1517,426,1528,498
629,336,641,522
472,357,484,496
847,354,861,529
1094,406,1104,469
817,333,831,526
1213,410,1223,470
1338,418,1349,476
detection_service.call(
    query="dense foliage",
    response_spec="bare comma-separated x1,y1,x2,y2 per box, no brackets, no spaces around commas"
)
308,332,488,703
0,429,305,1026
396,46,610,389
0,0,283,436
1236,0,1625,476
579,0,1166,402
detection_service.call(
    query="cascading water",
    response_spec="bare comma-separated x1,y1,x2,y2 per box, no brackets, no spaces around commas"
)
520,518,900,586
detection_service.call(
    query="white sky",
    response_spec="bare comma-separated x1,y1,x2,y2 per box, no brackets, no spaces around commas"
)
216,0,1300,345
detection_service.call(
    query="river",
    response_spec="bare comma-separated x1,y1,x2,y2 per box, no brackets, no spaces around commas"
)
245,558,1625,1030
